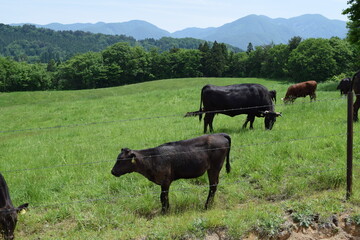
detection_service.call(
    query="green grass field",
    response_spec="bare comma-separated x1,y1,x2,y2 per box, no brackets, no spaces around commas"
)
1,77,360,239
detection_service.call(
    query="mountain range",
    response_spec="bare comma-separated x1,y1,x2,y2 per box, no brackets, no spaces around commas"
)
15,14,347,50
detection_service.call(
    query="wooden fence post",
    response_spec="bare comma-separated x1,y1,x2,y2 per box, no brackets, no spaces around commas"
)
347,91,353,200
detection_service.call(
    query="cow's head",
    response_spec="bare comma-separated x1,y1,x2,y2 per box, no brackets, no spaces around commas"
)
261,111,282,130
111,148,137,177
281,96,294,104
0,203,28,240
337,78,351,92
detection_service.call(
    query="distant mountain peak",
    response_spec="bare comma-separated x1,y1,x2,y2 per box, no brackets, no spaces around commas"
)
171,14,347,49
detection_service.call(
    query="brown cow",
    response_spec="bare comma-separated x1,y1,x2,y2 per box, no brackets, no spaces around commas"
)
111,133,231,213
0,173,28,240
282,81,317,103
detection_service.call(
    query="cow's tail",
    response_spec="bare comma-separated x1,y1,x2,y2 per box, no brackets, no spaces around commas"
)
198,87,204,122
184,111,202,117
184,87,204,122
223,134,231,174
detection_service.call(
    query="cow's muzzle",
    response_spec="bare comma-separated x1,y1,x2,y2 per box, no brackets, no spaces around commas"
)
111,169,120,177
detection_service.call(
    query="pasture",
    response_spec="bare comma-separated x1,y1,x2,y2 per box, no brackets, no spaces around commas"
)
1,77,360,239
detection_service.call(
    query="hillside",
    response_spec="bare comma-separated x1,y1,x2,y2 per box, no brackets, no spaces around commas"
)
34,20,172,40
0,24,235,63
0,24,137,63
1,77,360,239
23,14,348,50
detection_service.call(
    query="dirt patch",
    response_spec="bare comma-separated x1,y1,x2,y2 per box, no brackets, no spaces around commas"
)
243,213,360,240
200,213,360,240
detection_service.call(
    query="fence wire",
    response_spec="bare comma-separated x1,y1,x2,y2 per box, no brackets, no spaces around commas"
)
1,131,348,173
0,96,346,134
0,93,357,215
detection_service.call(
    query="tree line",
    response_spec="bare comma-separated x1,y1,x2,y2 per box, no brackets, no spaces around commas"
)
0,36,358,92
0,24,239,64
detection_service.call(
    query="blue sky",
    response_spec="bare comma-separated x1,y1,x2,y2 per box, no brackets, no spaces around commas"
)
1,0,349,32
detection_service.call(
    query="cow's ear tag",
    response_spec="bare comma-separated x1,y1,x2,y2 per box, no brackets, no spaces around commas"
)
20,209,27,215
131,158,136,164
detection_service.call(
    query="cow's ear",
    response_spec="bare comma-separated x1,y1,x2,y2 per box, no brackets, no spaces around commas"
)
121,148,131,154
16,203,29,213
128,150,137,163
276,112,282,117
259,110,269,117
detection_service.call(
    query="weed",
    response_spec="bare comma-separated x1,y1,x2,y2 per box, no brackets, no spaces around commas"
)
291,209,316,228
350,214,360,225
255,214,284,238
189,217,209,238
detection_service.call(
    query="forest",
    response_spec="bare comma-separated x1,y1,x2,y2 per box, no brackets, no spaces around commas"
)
0,24,230,63
0,24,358,91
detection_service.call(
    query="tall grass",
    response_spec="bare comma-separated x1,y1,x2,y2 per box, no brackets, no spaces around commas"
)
1,77,359,239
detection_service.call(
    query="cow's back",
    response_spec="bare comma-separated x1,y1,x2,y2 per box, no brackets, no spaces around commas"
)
337,78,351,91
148,134,230,180
201,84,273,115
305,81,317,94
0,173,12,208
286,81,316,97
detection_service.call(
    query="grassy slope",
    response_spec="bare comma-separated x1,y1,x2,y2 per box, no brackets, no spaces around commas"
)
1,77,359,239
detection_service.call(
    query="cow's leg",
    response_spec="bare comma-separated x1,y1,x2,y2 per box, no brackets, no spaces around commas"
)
354,96,360,122
310,93,316,102
248,115,256,129
160,184,170,214
242,115,249,128
205,169,219,209
204,113,215,133
242,114,255,129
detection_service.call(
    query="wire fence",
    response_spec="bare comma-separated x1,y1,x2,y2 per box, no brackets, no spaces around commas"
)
0,96,347,134
0,94,357,214
0,164,348,213
1,131,348,173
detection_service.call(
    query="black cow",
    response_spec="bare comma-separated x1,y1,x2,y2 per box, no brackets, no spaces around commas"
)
351,70,360,121
0,173,28,240
111,133,231,213
269,90,277,103
185,84,281,133
337,77,351,96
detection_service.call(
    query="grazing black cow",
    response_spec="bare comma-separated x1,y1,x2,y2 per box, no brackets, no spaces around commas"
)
337,77,351,96
282,81,317,103
269,90,277,103
111,133,231,213
185,84,281,133
0,173,28,240
350,70,360,121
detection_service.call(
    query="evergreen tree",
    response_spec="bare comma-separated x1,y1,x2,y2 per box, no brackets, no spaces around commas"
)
246,42,254,55
198,42,211,76
288,36,302,51
208,41,228,77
